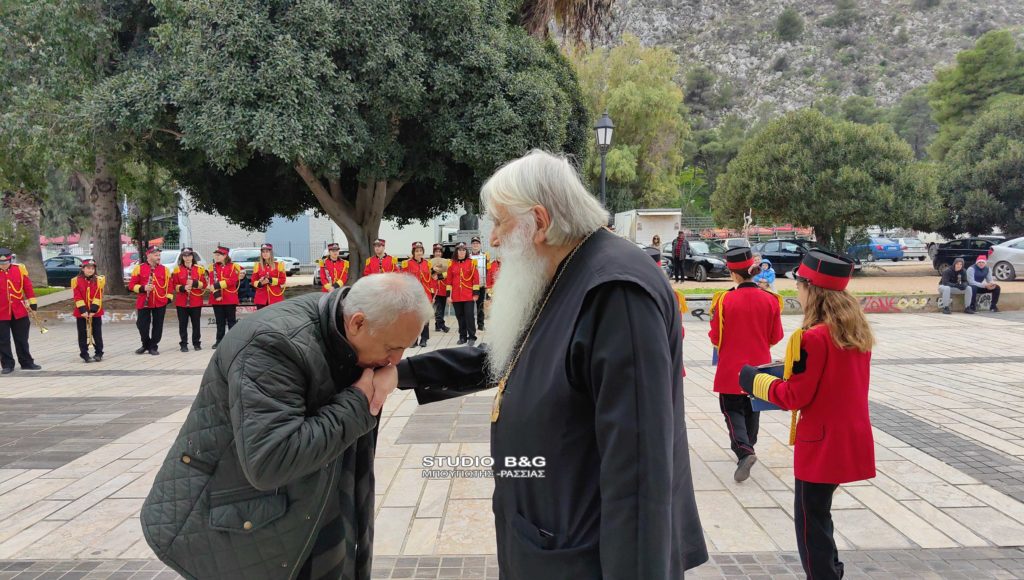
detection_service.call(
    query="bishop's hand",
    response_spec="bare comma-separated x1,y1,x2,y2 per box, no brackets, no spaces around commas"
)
370,364,398,416
738,365,758,395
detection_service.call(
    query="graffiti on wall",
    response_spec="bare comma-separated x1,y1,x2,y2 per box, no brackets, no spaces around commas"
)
859,296,932,314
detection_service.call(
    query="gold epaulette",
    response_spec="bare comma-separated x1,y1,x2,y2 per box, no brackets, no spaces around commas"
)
71,277,79,290
97,275,106,290
763,288,785,310
710,290,728,347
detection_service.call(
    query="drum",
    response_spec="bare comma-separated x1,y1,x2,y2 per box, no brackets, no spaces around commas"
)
750,362,783,412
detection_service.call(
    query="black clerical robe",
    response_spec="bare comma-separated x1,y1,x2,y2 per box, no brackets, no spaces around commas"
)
397,228,707,580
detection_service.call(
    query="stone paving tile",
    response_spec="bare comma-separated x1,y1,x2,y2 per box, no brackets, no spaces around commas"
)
871,401,1024,502
0,398,194,469
396,397,492,445
1,371,205,378
3,549,1024,579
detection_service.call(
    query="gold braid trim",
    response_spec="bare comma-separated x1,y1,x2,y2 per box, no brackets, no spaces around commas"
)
710,291,727,348
784,328,804,445
753,373,776,401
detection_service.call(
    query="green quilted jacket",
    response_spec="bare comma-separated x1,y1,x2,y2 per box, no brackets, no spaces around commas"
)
141,290,378,580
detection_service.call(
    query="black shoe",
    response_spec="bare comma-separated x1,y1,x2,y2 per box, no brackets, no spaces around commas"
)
434,326,444,332
478,324,485,331
457,338,467,345
81,355,92,363
22,364,41,371
193,345,202,351
964,308,976,314
150,347,160,356
93,354,103,362
734,455,757,482
991,305,999,313
441,326,451,333
180,345,189,352
942,306,951,315
135,347,149,355
212,342,219,350
420,338,428,348
468,339,476,346
1,368,12,375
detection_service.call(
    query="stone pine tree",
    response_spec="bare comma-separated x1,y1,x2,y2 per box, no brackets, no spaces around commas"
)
97,0,589,276
775,8,804,42
712,109,940,250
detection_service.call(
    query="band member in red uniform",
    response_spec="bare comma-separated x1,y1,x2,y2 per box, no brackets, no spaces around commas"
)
363,238,398,275
72,259,105,363
402,242,434,347
486,254,501,295
129,246,171,355
172,248,207,352
318,242,349,291
446,242,479,345
469,236,490,331
709,247,783,482
740,249,874,580
0,248,41,374
429,243,450,333
251,243,286,309
208,246,241,349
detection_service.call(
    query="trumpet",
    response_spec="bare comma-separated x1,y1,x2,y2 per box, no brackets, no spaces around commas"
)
28,307,48,334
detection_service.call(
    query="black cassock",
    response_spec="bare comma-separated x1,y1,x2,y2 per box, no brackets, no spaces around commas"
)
397,228,708,580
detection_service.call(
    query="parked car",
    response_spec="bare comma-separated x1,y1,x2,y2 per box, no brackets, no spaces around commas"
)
988,237,1024,281
932,237,1001,275
847,237,904,262
276,256,302,276
896,238,928,261
123,249,208,285
43,255,91,287
722,238,751,250
229,248,262,278
661,240,730,282
752,239,862,277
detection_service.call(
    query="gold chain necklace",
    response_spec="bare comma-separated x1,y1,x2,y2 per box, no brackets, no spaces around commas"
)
491,229,596,423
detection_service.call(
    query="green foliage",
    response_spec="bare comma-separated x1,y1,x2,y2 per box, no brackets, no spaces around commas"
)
572,35,689,210
913,0,941,9
712,109,940,250
95,0,589,235
940,95,1024,236
775,8,804,42
927,30,1024,160
886,86,937,159
684,65,734,118
840,96,884,125
0,210,32,255
689,114,751,196
822,0,861,29
771,54,790,72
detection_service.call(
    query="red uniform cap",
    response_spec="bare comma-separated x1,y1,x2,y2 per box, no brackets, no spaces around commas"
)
0,248,12,262
725,247,755,272
81,258,96,268
432,243,443,250
373,239,386,247
796,249,855,291
411,242,424,250
180,247,194,256
260,243,273,251
327,243,340,251
147,246,161,255
214,246,229,255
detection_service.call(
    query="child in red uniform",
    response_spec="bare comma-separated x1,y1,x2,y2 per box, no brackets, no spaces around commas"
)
72,259,105,362
446,242,480,345
740,249,875,580
709,247,784,482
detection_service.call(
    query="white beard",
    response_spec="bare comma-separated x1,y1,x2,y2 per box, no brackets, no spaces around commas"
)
486,221,552,381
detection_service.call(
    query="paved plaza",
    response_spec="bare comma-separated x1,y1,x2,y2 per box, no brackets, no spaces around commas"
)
1,306,1023,579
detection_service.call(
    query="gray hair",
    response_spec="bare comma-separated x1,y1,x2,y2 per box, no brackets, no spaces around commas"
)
481,150,609,246
342,273,433,331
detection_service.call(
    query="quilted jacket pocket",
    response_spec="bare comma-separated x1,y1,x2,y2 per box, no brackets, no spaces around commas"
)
209,493,287,534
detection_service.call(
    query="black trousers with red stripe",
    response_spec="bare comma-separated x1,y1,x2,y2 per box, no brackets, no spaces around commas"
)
719,393,759,460
795,479,843,580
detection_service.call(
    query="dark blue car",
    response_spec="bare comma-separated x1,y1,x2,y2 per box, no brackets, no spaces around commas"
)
847,238,904,263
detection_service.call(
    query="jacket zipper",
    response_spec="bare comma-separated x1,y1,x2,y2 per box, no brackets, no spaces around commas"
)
289,461,337,580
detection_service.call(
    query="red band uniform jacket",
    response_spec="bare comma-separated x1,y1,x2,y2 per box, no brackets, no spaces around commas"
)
319,258,349,292
403,258,436,299
708,284,784,394
207,263,242,306
72,275,105,318
171,264,207,308
761,324,875,483
129,263,171,309
251,261,286,306
363,255,398,276
0,265,36,321
445,258,479,302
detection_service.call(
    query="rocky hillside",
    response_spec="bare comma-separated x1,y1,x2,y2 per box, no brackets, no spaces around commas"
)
612,0,1024,120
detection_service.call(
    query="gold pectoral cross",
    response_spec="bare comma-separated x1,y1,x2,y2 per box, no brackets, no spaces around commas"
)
490,377,507,423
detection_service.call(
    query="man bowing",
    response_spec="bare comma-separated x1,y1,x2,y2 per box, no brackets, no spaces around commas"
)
382,150,707,579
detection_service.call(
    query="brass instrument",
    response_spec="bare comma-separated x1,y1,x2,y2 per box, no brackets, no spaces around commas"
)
207,263,219,295
28,307,48,334
86,288,95,346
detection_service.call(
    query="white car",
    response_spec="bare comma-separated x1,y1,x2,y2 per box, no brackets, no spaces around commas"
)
276,256,302,276
123,249,208,283
896,238,928,261
989,237,1024,281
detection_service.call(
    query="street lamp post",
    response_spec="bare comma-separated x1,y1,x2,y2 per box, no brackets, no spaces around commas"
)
594,111,614,208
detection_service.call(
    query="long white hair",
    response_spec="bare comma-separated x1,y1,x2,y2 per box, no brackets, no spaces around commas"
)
342,273,433,331
481,149,609,245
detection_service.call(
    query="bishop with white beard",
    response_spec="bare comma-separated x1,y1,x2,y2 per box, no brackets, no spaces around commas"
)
396,150,708,580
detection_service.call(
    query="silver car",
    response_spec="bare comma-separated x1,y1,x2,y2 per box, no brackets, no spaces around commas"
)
896,238,928,261
988,236,1024,281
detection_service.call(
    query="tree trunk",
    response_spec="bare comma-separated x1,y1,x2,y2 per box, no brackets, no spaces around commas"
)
294,162,403,285
86,156,127,294
2,189,48,285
